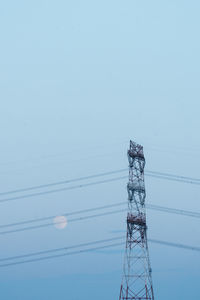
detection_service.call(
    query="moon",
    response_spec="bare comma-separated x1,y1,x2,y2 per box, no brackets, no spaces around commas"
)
53,215,68,229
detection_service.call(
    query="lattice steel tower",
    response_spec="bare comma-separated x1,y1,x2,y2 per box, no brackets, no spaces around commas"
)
119,140,154,300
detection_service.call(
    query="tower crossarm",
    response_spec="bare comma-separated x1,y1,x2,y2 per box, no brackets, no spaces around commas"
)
127,213,146,228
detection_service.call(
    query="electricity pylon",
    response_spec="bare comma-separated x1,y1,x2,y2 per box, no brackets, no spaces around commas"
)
119,140,154,300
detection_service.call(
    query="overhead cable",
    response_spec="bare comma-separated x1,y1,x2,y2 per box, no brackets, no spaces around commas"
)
0,169,199,200
0,203,199,236
0,237,199,268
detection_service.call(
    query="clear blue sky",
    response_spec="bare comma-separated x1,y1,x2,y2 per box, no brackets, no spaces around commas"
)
0,0,200,299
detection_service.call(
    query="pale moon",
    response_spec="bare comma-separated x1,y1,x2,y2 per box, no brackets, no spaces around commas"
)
53,216,68,229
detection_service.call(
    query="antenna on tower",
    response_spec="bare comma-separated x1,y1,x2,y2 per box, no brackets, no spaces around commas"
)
119,140,154,300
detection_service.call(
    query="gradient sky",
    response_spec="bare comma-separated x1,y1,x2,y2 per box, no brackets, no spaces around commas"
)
0,0,200,299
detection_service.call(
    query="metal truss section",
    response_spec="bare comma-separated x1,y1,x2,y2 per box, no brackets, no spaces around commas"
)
119,141,154,300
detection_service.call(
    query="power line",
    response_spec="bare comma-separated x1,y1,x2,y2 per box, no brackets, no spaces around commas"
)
0,202,199,236
145,173,200,185
147,204,200,218
0,242,125,268
0,236,199,268
149,239,200,252
146,170,200,182
0,236,124,262
0,209,127,235
0,176,127,204
0,170,200,204
0,168,199,199
0,169,127,197
0,202,126,229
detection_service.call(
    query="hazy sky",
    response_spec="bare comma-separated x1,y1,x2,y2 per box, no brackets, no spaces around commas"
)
0,0,200,299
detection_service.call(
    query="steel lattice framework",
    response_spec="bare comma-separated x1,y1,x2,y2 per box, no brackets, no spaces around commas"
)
119,140,154,300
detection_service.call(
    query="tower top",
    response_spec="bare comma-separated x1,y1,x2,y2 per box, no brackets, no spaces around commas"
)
128,140,144,160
